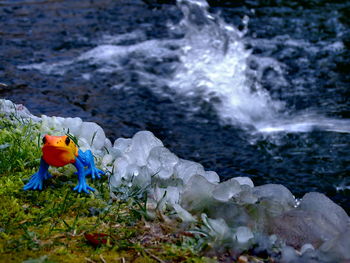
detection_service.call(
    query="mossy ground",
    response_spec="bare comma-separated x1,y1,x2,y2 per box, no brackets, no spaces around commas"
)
0,116,216,263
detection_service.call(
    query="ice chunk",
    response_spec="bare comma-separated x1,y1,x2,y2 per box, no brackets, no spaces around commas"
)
174,159,206,184
319,227,350,261
113,156,131,179
127,131,163,166
41,115,65,133
181,175,216,213
102,154,114,167
110,172,122,188
104,138,112,149
77,137,90,150
132,166,151,189
280,246,299,263
201,214,231,242
212,178,241,202
234,226,254,244
62,117,83,137
79,121,106,150
203,171,220,184
153,186,180,208
163,186,180,205
113,138,132,155
206,202,249,228
0,99,40,121
173,204,196,222
270,209,341,249
232,177,254,188
113,138,131,150
147,146,179,179
253,184,296,208
299,192,350,232
235,185,257,204
300,243,314,255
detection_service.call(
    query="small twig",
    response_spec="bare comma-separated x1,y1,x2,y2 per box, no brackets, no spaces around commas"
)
144,249,166,263
120,258,126,263
100,255,107,263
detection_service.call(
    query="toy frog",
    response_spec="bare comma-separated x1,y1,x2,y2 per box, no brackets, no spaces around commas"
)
23,135,104,193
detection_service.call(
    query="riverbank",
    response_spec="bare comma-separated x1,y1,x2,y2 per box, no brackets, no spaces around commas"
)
0,108,218,262
1,99,349,263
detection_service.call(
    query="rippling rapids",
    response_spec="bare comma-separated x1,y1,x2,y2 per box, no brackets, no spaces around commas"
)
1,0,349,212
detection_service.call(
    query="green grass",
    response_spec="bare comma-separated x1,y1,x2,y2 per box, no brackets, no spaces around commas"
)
0,115,217,263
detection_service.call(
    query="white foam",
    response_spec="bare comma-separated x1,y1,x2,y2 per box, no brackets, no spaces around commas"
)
257,116,350,134
169,0,283,127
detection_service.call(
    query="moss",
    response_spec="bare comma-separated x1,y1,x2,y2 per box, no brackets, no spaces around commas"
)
0,115,217,263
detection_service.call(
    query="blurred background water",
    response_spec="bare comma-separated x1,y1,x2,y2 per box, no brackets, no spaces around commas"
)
0,0,349,212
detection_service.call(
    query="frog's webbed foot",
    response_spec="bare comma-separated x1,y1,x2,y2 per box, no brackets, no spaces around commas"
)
23,158,51,191
73,182,95,194
86,167,105,180
23,172,44,190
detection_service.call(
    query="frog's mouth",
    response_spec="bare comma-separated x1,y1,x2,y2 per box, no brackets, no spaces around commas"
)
42,146,76,166
43,145,71,151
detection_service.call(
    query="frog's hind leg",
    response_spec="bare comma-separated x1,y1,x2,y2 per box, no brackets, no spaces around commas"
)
23,158,52,191
73,157,95,193
77,149,104,180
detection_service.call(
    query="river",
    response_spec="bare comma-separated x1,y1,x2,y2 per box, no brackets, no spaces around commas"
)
1,0,349,212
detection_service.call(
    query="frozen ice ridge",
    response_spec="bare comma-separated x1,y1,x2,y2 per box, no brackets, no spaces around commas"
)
1,98,349,262
109,131,350,262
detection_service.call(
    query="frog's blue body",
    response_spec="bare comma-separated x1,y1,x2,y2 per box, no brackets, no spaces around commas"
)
23,135,104,193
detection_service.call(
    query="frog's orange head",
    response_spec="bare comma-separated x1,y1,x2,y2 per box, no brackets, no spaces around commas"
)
42,135,78,167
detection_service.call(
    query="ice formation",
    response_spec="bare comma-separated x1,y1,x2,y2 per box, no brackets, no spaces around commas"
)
1,98,349,262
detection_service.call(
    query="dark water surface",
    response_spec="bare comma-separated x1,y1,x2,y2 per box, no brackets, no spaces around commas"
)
1,0,349,212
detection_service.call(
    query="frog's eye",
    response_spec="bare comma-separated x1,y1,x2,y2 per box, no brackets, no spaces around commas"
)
65,137,71,146
42,136,47,144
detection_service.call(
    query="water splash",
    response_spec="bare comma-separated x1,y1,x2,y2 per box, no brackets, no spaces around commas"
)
170,0,284,128
170,0,350,133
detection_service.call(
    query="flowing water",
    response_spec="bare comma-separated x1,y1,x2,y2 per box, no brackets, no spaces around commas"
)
1,0,349,212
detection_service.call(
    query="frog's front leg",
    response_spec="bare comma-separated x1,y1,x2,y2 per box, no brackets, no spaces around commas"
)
77,149,104,179
73,157,95,194
23,158,52,191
